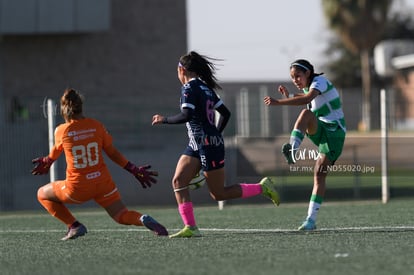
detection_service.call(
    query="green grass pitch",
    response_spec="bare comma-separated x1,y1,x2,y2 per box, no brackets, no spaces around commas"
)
1,199,413,275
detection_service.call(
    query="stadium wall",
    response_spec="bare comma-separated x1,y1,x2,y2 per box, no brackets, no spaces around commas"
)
0,0,189,210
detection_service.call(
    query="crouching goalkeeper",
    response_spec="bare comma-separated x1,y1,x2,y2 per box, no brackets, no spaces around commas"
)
32,88,168,240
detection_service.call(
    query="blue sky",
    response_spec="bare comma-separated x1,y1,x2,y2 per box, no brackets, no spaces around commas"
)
187,0,414,82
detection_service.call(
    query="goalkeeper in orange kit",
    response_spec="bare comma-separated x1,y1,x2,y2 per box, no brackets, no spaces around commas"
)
32,88,168,240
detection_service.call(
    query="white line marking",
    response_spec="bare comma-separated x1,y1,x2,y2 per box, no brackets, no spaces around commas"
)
1,226,413,234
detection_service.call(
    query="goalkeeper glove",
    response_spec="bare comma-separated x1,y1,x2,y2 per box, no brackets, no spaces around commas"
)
31,156,54,175
124,161,158,188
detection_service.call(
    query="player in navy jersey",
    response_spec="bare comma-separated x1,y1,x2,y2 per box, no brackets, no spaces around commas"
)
152,51,280,238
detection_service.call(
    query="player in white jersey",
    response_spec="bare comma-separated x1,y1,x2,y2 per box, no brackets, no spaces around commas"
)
264,59,346,231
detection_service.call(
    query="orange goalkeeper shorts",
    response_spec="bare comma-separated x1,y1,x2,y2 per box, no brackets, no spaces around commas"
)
52,177,121,208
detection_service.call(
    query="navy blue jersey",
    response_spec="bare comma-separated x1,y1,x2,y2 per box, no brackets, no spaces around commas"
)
180,78,224,151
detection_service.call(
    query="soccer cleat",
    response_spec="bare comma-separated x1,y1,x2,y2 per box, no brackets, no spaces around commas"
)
282,143,296,164
259,177,280,206
140,214,169,236
169,225,202,238
61,223,87,241
298,218,317,231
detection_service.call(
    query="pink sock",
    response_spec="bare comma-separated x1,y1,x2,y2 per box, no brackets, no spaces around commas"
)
240,183,262,198
178,202,196,227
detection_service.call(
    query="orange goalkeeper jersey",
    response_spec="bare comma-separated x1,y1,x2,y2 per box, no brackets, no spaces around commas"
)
48,118,128,182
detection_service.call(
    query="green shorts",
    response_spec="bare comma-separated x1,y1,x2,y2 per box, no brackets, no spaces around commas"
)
307,120,346,163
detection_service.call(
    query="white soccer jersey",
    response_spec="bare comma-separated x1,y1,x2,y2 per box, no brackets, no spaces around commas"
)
303,75,346,131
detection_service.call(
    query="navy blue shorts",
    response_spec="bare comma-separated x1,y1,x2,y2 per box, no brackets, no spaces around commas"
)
183,143,225,171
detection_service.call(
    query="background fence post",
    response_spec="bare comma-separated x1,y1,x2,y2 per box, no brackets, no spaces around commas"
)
381,89,389,203
47,99,58,182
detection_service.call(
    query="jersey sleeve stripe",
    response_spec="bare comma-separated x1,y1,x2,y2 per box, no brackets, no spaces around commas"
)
181,103,195,109
214,100,223,109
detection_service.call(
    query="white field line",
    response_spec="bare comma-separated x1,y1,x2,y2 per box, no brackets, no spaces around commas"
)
1,226,414,234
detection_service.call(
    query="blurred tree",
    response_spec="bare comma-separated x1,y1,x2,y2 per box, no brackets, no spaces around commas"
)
322,39,361,88
323,10,414,89
382,11,414,39
321,0,392,131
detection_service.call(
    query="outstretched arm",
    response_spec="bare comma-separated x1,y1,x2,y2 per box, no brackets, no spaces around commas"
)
31,146,62,175
104,144,129,167
104,144,158,188
31,156,55,175
152,108,193,125
264,87,320,106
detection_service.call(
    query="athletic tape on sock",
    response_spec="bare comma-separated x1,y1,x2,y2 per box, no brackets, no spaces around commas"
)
174,186,189,192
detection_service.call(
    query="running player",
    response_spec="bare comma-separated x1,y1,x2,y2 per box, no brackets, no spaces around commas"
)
32,88,168,240
264,59,346,230
152,51,280,238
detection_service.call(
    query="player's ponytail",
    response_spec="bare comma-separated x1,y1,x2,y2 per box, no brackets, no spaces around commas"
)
179,51,222,90
60,88,83,121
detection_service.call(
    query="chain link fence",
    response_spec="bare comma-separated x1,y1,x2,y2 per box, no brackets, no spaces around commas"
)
1,85,413,210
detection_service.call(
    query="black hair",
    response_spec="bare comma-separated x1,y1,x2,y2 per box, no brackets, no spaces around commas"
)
179,51,222,90
290,59,323,84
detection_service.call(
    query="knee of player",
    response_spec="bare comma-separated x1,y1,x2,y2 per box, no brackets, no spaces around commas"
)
209,190,226,201
172,177,184,190
37,186,45,201
300,108,313,116
298,109,316,122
